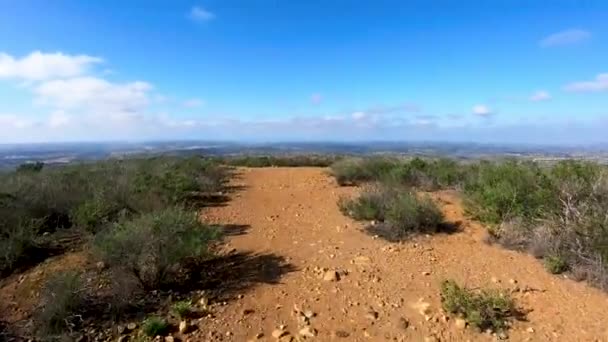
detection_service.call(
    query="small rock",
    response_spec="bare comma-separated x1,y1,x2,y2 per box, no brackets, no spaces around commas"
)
497,331,508,340
226,331,233,336
398,317,409,330
164,337,174,342
95,261,106,270
299,326,317,337
454,318,467,330
238,294,244,299
424,336,439,342
334,330,350,338
491,277,500,283
272,329,288,339
365,310,379,320
509,279,518,285
422,271,431,276
410,298,431,316
323,270,340,282
199,297,209,307
243,309,255,315
116,325,126,334
179,320,188,334
526,327,535,333
303,310,315,319
255,332,264,339
126,323,137,331
117,336,129,342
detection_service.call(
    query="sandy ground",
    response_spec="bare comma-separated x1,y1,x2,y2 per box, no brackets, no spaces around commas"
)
200,167,608,341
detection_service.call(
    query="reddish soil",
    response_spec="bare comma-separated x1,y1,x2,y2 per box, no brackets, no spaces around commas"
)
2,167,608,341
201,167,608,341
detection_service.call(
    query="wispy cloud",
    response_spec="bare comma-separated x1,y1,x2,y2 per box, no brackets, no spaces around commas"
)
472,104,493,117
529,90,551,101
190,6,215,21
310,93,323,105
564,73,608,92
540,29,591,47
183,98,205,108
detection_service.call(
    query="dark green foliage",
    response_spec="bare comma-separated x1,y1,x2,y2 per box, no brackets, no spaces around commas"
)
341,185,445,241
93,207,220,289
220,155,338,167
171,300,193,319
0,157,227,277
463,160,556,224
338,185,391,221
142,316,169,337
331,157,401,185
16,162,44,173
544,255,569,274
35,271,86,336
441,279,518,333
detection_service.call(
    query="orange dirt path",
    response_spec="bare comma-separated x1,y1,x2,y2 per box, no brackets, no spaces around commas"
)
200,167,608,342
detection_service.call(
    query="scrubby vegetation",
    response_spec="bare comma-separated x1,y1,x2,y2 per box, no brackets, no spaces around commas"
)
93,207,219,289
142,316,169,337
219,154,339,167
35,271,87,336
0,156,227,277
339,184,446,241
441,279,519,333
0,156,230,339
332,157,608,290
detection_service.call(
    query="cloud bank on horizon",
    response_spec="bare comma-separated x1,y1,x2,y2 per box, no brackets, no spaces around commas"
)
0,2,607,144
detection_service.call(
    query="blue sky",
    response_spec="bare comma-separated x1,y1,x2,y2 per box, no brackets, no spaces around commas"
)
1,0,607,144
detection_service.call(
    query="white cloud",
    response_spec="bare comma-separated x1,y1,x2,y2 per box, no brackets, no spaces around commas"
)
0,51,102,81
540,29,591,47
310,93,323,105
472,105,493,117
183,98,204,108
530,90,551,101
190,6,215,21
34,77,152,113
0,114,36,129
564,73,608,92
48,110,71,128
351,111,366,120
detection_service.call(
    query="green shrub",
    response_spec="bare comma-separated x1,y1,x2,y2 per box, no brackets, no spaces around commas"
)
93,207,220,289
142,316,169,337
0,221,37,275
171,300,193,319
341,185,445,241
463,160,556,224
35,271,86,336
338,186,390,221
544,255,569,274
441,279,517,333
330,157,400,186
384,192,445,238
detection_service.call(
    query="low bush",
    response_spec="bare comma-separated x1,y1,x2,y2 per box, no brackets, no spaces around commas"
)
35,271,86,336
93,207,220,289
330,157,400,186
221,155,338,167
341,185,445,241
0,156,227,277
441,279,518,333
171,300,193,319
142,316,169,337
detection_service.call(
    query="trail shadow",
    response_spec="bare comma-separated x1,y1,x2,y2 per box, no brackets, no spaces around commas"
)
364,220,462,243
185,251,297,301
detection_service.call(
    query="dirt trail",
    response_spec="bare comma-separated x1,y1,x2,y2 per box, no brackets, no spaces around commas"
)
201,167,608,342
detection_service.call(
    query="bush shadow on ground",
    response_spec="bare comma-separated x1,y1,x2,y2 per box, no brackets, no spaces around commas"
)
186,250,297,301
364,220,462,243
